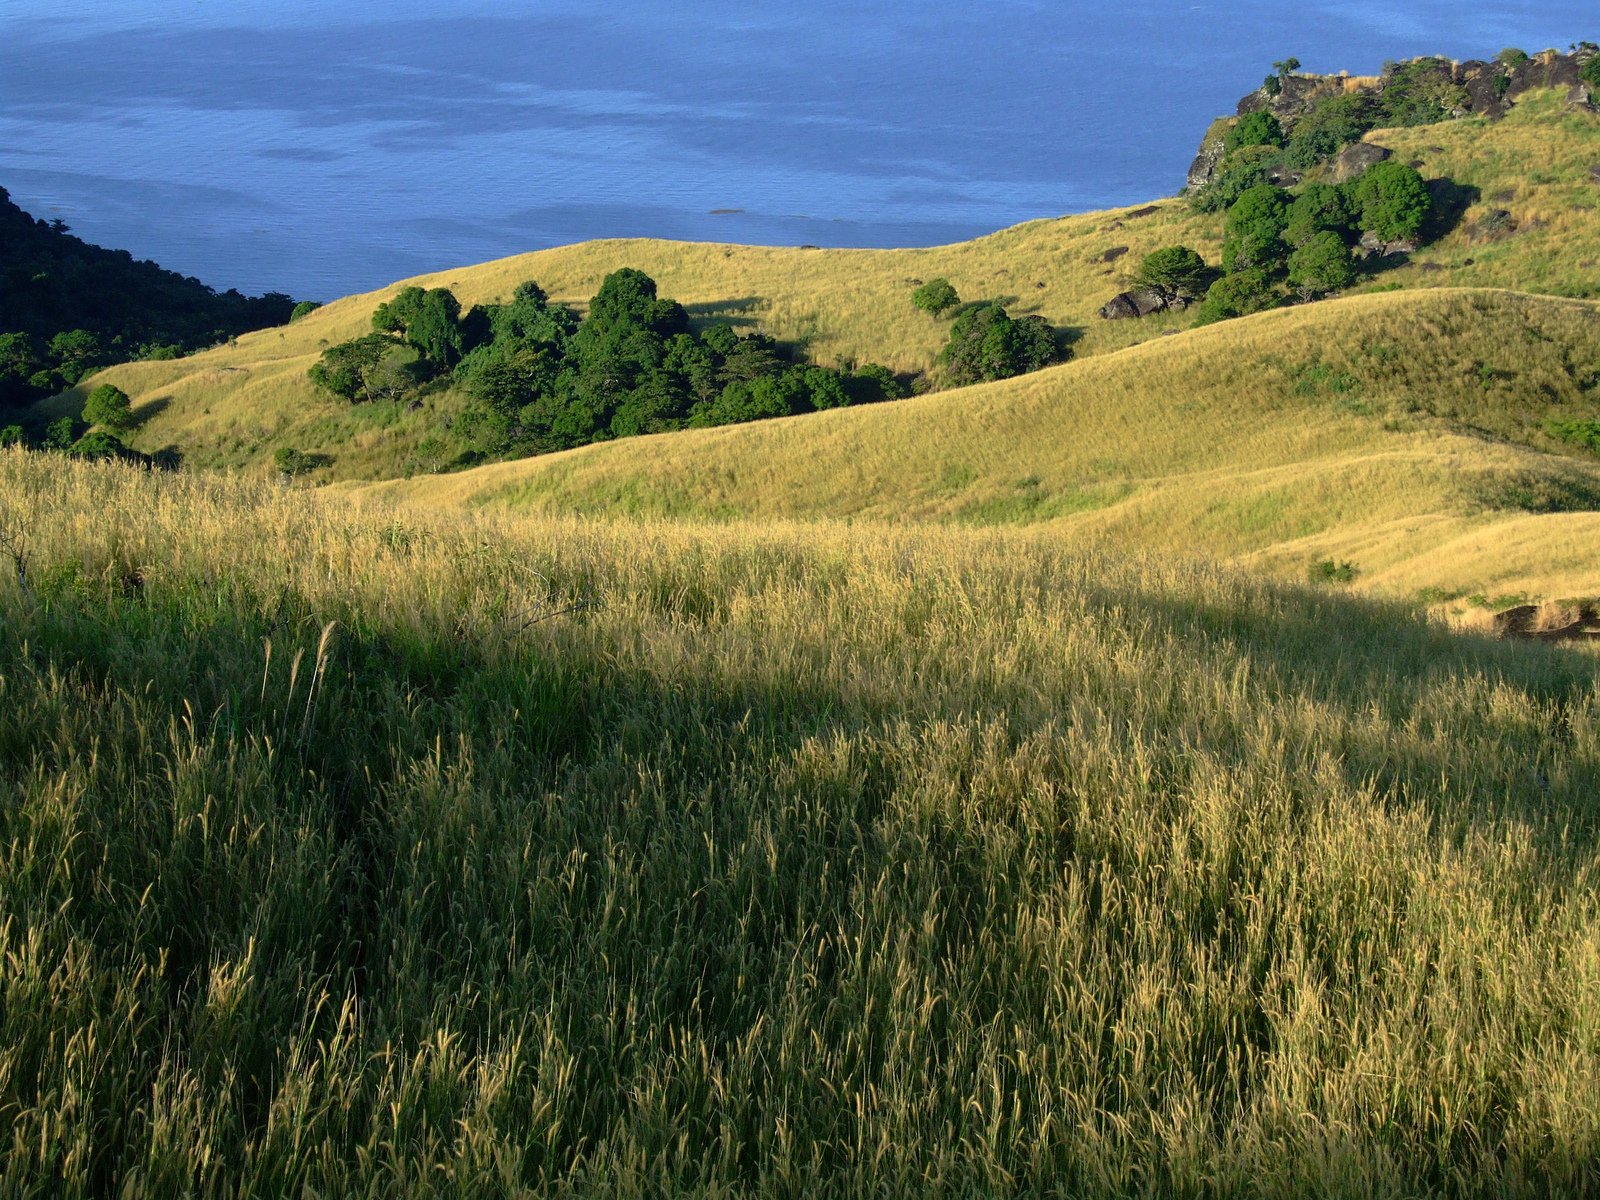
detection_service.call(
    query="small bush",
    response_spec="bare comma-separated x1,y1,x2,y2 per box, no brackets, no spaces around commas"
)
1225,111,1284,155
289,300,322,323
1308,559,1359,584
1545,418,1600,452
1134,247,1213,297
1194,271,1279,325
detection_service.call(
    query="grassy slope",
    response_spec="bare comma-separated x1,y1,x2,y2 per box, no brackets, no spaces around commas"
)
47,90,1600,483
2,451,1597,1196
356,287,1600,607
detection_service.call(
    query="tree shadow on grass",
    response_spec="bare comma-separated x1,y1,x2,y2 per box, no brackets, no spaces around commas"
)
683,297,764,330
1424,177,1482,242
132,395,171,428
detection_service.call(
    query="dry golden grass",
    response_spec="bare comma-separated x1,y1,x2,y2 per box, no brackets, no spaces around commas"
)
46,90,1600,484
2,450,1598,1196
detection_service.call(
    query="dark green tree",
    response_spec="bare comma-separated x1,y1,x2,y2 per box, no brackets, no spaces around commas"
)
308,334,411,403
1378,58,1469,126
939,304,1058,386
372,287,426,336
47,329,109,384
68,430,136,461
289,300,322,322
1582,53,1600,89
1133,247,1213,297
83,383,135,431
0,332,43,407
273,447,315,477
1287,231,1357,299
1222,185,1292,273
1284,183,1353,248
1345,160,1432,244
408,289,466,367
1283,94,1381,168
44,415,81,450
911,278,960,317
846,364,906,404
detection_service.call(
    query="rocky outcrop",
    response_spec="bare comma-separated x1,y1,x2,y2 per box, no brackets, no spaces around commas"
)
1186,120,1230,191
1492,600,1600,641
1236,72,1352,123
1357,230,1418,257
1098,287,1189,321
1185,47,1598,193
1329,142,1391,183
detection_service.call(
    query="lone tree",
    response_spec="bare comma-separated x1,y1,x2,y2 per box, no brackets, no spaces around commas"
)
1133,247,1212,298
911,278,960,317
82,383,135,432
1287,231,1357,300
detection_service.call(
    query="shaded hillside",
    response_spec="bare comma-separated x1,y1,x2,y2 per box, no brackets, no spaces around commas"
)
0,186,297,409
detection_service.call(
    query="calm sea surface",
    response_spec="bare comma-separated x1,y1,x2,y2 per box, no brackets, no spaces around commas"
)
1,0,1592,300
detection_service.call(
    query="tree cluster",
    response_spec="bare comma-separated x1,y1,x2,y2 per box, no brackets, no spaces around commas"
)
938,304,1059,387
309,269,908,462
0,187,299,412
1195,160,1433,323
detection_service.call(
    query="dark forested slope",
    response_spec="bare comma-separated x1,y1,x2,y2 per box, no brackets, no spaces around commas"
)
0,186,298,409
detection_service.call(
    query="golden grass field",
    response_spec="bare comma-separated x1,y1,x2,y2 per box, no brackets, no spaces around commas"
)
1,450,1597,1196
4,85,1599,1195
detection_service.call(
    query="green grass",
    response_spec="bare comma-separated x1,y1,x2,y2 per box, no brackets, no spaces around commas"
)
2,451,1599,1196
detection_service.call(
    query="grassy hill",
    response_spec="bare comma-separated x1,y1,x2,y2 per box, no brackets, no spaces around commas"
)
2,449,1597,1196
42,90,1600,484
351,287,1600,609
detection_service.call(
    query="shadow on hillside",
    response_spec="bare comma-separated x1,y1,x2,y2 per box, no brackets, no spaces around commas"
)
133,395,171,428
1425,178,1482,243
683,297,764,330
1118,580,1597,858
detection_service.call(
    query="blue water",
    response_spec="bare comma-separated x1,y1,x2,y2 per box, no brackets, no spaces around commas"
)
2,1,1592,300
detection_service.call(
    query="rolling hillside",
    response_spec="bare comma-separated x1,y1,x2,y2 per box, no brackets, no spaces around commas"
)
351,287,1600,608
42,89,1600,485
